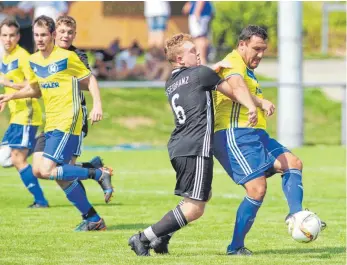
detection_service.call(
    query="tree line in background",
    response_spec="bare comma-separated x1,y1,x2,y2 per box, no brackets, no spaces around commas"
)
212,1,346,57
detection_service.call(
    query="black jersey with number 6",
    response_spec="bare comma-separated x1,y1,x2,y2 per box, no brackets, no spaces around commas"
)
165,65,222,160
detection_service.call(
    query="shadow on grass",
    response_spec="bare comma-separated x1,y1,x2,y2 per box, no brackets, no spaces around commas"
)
107,223,152,231
256,246,346,255
47,202,123,208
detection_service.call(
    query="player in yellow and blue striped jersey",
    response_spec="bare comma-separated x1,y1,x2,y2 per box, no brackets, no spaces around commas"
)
214,25,325,255
0,17,48,208
0,16,113,231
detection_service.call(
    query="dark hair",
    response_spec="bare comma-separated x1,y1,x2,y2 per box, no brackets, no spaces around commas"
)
33,15,55,33
238,25,268,44
0,17,20,34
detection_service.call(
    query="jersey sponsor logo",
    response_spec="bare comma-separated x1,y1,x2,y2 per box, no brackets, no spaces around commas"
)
48,63,59,74
40,81,60,89
29,58,68,78
166,76,189,96
0,59,19,74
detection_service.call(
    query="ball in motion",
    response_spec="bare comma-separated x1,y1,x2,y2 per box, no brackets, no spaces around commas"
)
287,210,322,243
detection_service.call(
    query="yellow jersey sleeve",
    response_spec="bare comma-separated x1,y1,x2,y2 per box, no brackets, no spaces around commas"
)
219,54,245,80
68,52,91,80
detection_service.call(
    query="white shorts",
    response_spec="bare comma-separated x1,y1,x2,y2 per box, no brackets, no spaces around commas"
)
189,15,212,38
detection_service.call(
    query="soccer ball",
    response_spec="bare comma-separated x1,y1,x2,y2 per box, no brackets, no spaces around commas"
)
0,145,13,168
287,210,322,243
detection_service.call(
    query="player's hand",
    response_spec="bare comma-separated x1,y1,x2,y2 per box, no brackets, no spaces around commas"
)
0,93,13,104
246,107,258,127
260,99,276,117
211,60,232,73
89,104,103,125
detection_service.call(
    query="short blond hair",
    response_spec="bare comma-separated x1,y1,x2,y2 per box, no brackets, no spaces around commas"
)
56,15,77,30
164,33,193,63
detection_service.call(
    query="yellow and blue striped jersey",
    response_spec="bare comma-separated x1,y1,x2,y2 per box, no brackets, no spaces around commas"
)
0,45,42,126
213,50,266,131
27,46,91,135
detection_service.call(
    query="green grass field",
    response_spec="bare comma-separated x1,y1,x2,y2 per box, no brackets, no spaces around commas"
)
0,147,345,265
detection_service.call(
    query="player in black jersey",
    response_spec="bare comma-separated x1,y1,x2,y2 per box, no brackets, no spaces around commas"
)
128,33,257,256
54,15,114,205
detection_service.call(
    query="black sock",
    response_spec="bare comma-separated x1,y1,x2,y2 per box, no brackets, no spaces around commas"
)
141,205,188,243
78,162,95,168
88,168,97,179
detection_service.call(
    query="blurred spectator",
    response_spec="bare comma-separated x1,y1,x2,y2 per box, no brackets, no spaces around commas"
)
182,1,214,65
144,0,170,48
18,1,69,21
93,39,121,79
144,47,171,81
0,1,34,53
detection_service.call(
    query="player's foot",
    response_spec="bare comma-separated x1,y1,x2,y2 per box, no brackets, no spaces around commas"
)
28,202,49,208
98,167,114,203
74,218,106,231
227,246,253,256
150,235,171,254
128,233,151,256
90,156,104,169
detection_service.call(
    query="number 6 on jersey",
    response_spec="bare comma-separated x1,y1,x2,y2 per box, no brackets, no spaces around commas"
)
171,93,186,124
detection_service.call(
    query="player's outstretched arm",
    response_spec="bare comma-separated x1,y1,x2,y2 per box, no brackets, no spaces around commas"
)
0,76,27,90
217,76,258,126
0,82,41,104
79,75,103,124
252,96,276,117
87,75,103,124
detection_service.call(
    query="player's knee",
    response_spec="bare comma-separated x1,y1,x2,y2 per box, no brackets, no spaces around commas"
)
292,157,303,171
38,166,56,179
181,201,206,221
247,185,267,201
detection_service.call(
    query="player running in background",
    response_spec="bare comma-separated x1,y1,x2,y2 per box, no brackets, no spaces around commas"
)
128,33,258,256
0,17,48,208
214,25,326,255
53,15,113,202
0,15,113,231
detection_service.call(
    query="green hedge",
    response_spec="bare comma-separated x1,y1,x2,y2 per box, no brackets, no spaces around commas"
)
212,2,346,56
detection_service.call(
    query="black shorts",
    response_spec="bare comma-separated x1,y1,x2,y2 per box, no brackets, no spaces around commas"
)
171,156,213,202
33,132,45,153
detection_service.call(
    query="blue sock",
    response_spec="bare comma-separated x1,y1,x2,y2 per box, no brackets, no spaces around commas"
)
282,169,303,214
63,180,100,222
55,165,102,181
19,164,48,206
229,196,262,250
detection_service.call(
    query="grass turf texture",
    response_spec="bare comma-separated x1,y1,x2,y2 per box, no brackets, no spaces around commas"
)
0,85,342,146
0,147,345,265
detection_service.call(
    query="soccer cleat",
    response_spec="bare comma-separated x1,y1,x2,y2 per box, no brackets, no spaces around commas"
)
150,235,171,254
74,218,106,231
128,233,151,256
28,202,49,208
227,246,253,256
90,156,104,169
98,167,114,204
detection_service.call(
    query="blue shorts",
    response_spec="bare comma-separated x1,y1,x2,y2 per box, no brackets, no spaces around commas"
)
1,123,38,149
147,16,169,31
73,131,85,157
214,128,290,185
42,130,79,164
